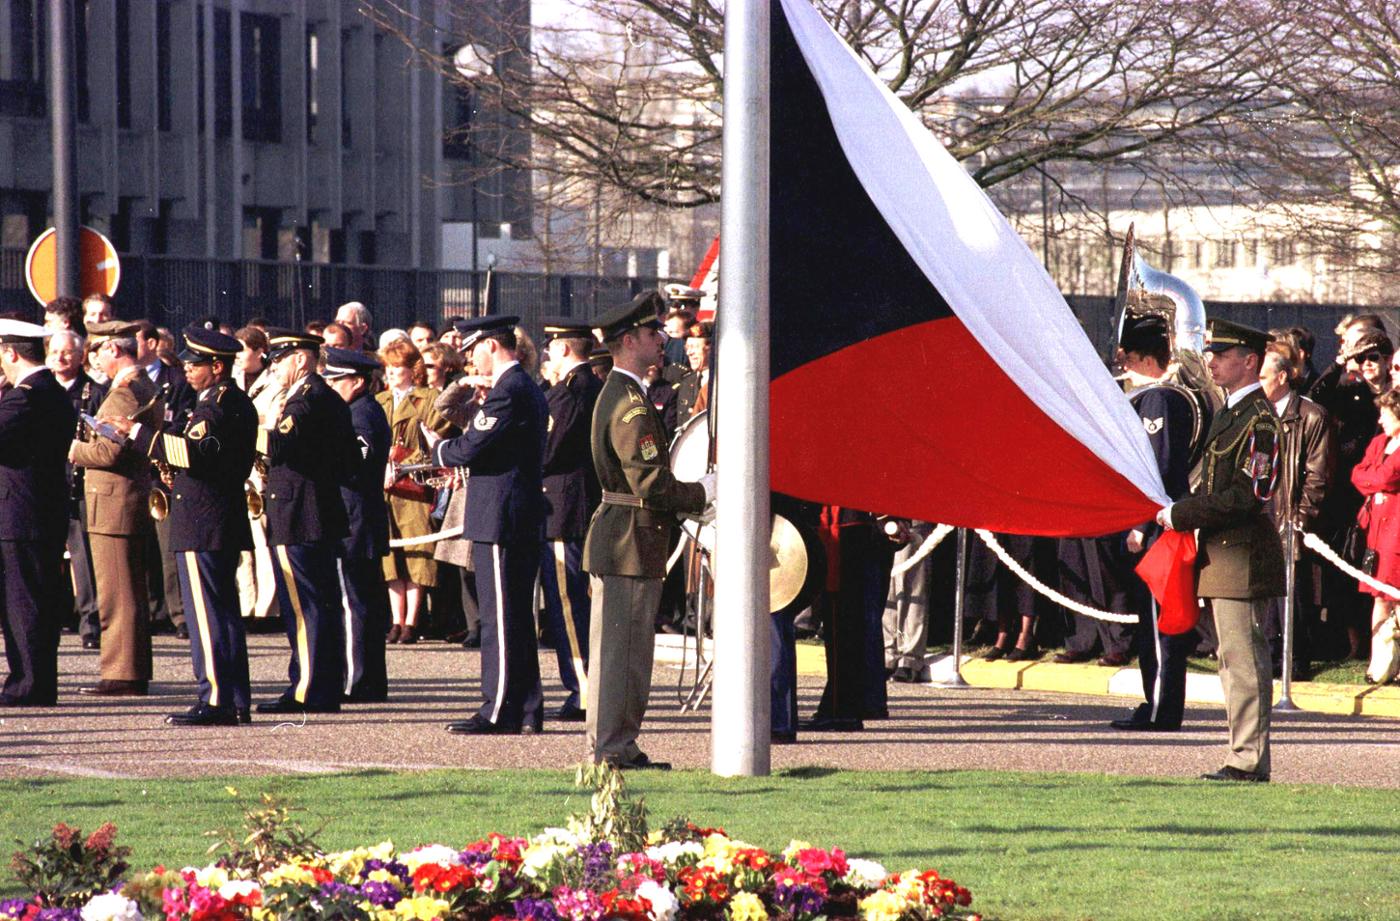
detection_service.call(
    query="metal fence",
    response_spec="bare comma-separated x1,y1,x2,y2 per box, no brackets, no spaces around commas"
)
0,248,661,343
2,247,1392,366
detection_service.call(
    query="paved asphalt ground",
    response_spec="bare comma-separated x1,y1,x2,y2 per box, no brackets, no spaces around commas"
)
3,633,1398,786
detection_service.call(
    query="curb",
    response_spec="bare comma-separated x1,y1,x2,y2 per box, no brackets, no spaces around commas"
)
654,636,1400,719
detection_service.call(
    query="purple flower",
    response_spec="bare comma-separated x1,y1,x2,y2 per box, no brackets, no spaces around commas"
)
318,880,363,901
0,901,31,920
577,842,615,889
774,883,826,916
460,849,495,869
361,859,411,885
514,897,563,921
362,880,403,908
35,909,82,921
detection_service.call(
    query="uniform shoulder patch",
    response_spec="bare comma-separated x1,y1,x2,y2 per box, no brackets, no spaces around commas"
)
187,420,209,441
357,435,370,460
1142,416,1163,435
627,390,643,405
622,406,648,423
278,416,295,434
474,412,497,431
547,415,555,433
639,433,659,461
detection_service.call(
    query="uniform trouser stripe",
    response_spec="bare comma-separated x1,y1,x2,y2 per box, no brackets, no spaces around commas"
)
275,545,314,703
337,559,355,695
490,543,507,724
1150,599,1163,724
553,541,589,699
183,551,222,707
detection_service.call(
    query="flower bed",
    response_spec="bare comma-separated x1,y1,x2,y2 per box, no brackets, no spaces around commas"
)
4,826,976,921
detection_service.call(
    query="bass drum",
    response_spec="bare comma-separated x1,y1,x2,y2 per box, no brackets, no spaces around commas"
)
669,411,825,616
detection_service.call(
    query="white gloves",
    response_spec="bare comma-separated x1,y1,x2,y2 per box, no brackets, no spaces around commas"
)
698,472,717,504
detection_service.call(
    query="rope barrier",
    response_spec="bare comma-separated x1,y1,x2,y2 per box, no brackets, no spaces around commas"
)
1300,529,1400,601
890,524,955,577
975,529,1139,624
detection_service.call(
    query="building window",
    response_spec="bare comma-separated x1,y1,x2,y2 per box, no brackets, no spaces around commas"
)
2,0,46,118
340,28,352,146
241,12,282,142
116,0,131,128
443,81,473,160
1271,237,1295,265
157,1,172,131
1214,240,1235,269
305,25,318,143
214,7,232,137
1244,238,1258,267
1190,241,1204,269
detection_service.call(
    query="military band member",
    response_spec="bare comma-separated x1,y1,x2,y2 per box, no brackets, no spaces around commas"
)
0,320,76,707
322,347,393,703
48,327,107,649
113,326,259,725
583,293,715,769
71,320,164,698
1158,318,1284,782
255,329,358,714
538,318,604,722
428,315,549,735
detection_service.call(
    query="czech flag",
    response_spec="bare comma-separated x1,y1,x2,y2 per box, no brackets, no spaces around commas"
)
768,0,1172,539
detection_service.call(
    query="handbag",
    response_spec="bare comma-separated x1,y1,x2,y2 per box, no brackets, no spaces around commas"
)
1367,613,1400,685
385,442,434,503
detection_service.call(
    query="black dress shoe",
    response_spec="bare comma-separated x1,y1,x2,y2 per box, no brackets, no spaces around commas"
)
237,707,251,724
771,730,798,745
79,679,148,697
445,715,522,735
166,703,239,726
982,645,1012,661
1097,651,1131,667
175,624,190,640
1053,650,1092,664
890,666,916,683
800,716,864,732
461,633,481,649
1201,766,1269,783
344,690,389,704
0,693,55,707
1110,718,1177,732
1006,645,1039,662
552,703,586,722
81,636,100,651
615,752,671,770
256,697,341,715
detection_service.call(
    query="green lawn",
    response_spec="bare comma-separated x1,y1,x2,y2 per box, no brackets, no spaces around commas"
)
3,769,1397,920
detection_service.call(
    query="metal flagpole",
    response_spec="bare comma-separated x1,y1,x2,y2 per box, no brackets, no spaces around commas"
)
934,528,971,688
711,0,771,777
49,0,78,298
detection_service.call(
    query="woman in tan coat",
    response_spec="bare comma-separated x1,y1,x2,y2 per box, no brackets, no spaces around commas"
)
377,340,452,643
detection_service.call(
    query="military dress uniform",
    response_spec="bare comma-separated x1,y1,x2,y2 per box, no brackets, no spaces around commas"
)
432,316,549,734
71,322,165,695
583,296,710,766
323,348,392,703
1165,319,1284,781
146,355,197,636
0,322,77,706
256,330,358,713
538,320,604,722
60,371,107,646
130,327,258,725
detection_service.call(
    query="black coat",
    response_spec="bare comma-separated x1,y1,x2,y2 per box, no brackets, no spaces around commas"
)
259,373,356,547
432,363,547,544
150,360,197,429
0,368,78,543
61,373,107,514
542,362,602,541
340,390,391,560
134,378,257,552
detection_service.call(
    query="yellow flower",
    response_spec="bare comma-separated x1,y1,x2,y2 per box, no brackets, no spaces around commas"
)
393,895,451,920
261,863,318,888
858,889,910,921
781,841,812,862
728,891,768,921
194,866,230,890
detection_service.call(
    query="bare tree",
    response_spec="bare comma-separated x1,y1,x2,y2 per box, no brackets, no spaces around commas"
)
363,0,1303,211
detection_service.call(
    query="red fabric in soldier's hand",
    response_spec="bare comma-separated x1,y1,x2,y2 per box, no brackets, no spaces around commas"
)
1135,529,1199,634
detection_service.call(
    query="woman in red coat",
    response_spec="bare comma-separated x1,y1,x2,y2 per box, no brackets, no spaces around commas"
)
1350,388,1400,682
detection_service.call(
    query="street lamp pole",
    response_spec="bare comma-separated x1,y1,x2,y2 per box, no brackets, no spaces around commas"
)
454,44,493,316
49,0,78,298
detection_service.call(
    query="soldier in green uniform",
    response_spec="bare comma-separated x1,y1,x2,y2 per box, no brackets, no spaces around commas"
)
1158,318,1283,783
583,292,715,769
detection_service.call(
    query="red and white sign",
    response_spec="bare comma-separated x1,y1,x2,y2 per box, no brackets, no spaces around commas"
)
24,226,122,305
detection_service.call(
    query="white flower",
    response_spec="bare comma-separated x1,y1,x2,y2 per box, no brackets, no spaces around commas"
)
402,844,464,871
521,840,566,877
644,840,704,867
636,880,679,921
80,892,143,921
843,859,888,889
193,866,229,890
218,879,262,901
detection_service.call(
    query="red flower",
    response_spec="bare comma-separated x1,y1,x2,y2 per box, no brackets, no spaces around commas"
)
51,824,77,850
602,889,651,921
412,863,477,894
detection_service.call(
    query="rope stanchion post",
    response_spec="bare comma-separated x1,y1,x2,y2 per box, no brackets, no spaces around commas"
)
1276,519,1299,711
933,527,971,689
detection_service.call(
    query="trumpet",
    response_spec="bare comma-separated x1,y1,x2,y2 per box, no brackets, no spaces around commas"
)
391,461,458,490
149,460,174,521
